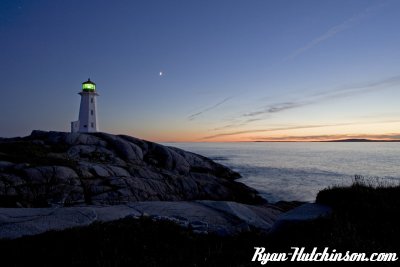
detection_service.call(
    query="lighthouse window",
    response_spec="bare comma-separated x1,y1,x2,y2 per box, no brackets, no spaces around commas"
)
91,98,93,103
91,123,94,128
91,110,93,115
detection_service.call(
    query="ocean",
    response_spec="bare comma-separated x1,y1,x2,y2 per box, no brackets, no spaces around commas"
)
163,142,400,203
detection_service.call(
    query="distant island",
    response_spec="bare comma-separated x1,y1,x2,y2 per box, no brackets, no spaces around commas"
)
254,139,400,142
324,138,400,142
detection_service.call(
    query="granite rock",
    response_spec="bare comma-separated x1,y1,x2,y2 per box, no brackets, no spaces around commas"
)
0,201,281,239
0,131,262,207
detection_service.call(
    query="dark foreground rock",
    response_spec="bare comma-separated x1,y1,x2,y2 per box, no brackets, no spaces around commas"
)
0,201,282,239
0,131,262,207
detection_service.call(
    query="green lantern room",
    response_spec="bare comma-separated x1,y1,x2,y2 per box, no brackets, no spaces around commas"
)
82,78,96,92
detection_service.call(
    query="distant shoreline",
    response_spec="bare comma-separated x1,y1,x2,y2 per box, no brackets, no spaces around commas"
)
322,138,400,142
165,139,400,143
253,139,400,143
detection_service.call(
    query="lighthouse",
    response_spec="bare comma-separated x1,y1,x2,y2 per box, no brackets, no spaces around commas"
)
71,78,99,133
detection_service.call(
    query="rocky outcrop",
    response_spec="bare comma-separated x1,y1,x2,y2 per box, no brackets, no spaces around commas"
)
0,131,262,207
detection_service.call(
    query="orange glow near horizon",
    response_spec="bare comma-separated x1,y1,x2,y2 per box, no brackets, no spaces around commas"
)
134,132,400,143
127,121,400,143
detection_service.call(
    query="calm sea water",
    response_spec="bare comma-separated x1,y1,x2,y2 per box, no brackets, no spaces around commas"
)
163,142,400,203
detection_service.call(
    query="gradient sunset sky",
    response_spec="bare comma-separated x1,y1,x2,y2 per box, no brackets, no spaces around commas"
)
1,0,400,142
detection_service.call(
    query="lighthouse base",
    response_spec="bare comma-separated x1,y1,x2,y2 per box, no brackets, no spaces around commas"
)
71,121,79,133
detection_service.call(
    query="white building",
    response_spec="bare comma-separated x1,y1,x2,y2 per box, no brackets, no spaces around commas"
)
71,78,99,133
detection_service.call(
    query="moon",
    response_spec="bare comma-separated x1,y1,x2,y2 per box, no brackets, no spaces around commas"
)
159,71,163,76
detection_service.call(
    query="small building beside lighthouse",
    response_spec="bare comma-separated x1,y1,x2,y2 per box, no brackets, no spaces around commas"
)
71,78,99,133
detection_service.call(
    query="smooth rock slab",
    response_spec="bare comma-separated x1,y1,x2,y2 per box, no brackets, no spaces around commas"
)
271,203,332,232
0,201,282,239
0,208,97,239
275,203,332,221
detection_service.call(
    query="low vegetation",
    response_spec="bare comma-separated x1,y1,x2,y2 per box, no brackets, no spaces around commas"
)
313,175,400,252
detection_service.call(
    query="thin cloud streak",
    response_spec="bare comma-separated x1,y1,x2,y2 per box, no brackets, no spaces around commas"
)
202,123,348,140
243,101,310,117
201,119,400,140
284,2,385,61
213,118,265,131
241,74,400,120
188,96,233,121
311,75,400,100
206,74,400,135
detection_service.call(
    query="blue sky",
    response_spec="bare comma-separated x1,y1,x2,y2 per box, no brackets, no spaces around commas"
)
1,0,400,141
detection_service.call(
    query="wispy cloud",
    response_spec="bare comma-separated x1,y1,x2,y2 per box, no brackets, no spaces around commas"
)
213,118,264,131
201,119,400,140
188,96,233,121
284,2,386,61
243,101,309,117
202,123,347,140
241,74,400,120
208,74,400,133
311,75,400,100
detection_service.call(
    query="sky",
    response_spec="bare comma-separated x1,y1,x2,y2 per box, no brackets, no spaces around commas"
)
1,0,400,142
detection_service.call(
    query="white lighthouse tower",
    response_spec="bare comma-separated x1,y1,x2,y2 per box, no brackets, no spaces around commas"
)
71,78,99,133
